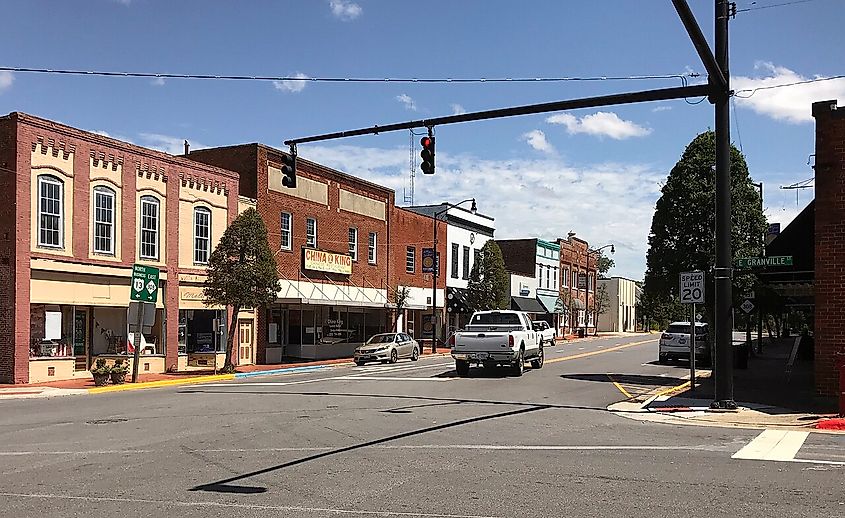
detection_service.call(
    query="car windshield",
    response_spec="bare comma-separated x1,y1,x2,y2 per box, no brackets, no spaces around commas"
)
367,334,396,344
470,313,521,325
667,325,706,335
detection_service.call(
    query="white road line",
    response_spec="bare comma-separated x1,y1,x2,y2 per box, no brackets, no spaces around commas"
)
732,429,810,462
0,492,501,518
334,376,451,382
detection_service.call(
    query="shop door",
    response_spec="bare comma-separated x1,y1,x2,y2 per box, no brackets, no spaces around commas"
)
238,320,254,365
73,308,89,371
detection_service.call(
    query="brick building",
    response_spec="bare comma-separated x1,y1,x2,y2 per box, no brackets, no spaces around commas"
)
0,113,243,384
558,234,598,336
188,144,396,361
812,100,845,397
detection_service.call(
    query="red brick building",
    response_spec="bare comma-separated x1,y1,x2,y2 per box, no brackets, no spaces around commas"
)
189,144,398,361
558,234,598,336
813,100,845,397
0,113,241,384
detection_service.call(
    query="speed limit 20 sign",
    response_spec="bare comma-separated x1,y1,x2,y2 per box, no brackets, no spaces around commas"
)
679,271,705,304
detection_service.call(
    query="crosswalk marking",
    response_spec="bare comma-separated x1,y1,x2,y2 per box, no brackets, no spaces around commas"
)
732,429,809,462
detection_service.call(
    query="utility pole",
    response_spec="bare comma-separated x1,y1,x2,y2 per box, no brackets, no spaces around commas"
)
713,0,736,409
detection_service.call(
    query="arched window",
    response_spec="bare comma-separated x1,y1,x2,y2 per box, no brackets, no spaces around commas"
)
193,207,211,265
139,195,160,260
38,175,64,248
93,186,116,255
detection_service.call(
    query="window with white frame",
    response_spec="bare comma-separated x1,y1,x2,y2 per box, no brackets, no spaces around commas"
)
93,186,115,255
546,265,551,289
280,212,292,250
194,207,211,265
588,273,594,292
451,243,459,279
348,228,358,260
573,270,578,290
562,267,569,288
139,196,160,260
368,232,376,264
538,265,543,288
38,175,64,248
406,246,415,273
553,267,558,290
306,218,317,248
462,246,470,280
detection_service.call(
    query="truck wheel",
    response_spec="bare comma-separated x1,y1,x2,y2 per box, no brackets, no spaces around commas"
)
531,344,544,369
658,353,668,364
511,348,524,377
455,359,470,377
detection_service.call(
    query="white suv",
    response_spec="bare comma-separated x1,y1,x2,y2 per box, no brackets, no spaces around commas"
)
659,321,711,366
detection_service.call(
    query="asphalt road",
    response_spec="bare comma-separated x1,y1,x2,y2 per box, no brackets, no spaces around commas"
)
1,334,842,517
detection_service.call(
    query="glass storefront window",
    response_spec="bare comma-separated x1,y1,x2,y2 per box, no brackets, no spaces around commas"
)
180,309,227,353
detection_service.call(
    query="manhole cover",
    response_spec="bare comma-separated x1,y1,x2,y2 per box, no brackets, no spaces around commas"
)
86,418,128,425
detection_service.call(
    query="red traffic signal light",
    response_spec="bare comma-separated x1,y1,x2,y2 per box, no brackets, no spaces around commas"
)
420,136,435,175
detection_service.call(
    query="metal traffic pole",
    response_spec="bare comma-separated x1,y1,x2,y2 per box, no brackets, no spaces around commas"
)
131,301,145,383
690,303,696,392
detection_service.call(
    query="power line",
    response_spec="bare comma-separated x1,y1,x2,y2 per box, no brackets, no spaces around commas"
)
733,74,845,98
736,0,820,13
731,97,744,154
0,66,698,85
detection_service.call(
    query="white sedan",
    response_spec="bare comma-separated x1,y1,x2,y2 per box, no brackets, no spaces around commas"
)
354,333,421,365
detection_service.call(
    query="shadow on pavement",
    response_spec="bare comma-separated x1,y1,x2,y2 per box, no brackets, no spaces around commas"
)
191,405,547,493
561,373,687,386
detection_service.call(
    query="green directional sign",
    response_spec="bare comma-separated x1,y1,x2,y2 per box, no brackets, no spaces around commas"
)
130,264,160,303
735,256,793,269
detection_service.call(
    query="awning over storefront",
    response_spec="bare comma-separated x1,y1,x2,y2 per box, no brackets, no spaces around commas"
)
446,287,471,314
511,296,546,313
571,298,586,311
537,294,562,314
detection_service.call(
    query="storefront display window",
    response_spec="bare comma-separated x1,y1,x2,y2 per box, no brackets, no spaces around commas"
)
180,309,227,353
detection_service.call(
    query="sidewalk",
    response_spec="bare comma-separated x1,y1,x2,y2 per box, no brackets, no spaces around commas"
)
610,336,842,433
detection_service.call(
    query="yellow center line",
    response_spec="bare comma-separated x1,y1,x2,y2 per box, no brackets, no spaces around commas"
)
545,338,657,364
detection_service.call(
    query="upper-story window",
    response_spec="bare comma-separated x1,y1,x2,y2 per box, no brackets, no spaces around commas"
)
406,246,415,273
306,218,317,248
194,207,211,265
280,212,292,250
139,195,160,261
38,175,64,248
538,264,543,288
562,267,569,288
93,186,115,255
553,267,558,290
348,228,358,260
462,245,470,280
451,243,459,279
368,232,377,264
572,270,578,290
588,273,594,292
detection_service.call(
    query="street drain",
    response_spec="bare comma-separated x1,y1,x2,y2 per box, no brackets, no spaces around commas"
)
86,418,129,425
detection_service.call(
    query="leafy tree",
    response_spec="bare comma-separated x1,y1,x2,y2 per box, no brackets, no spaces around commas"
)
643,131,767,326
466,240,509,312
592,284,610,335
596,252,615,277
203,208,280,372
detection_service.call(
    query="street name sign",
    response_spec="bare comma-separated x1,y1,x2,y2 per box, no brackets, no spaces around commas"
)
130,264,160,303
679,271,705,304
735,256,793,269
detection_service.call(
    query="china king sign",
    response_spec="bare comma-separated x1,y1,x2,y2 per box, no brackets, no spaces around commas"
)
303,248,353,275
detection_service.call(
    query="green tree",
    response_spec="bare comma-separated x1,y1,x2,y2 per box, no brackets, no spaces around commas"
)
592,283,610,335
203,208,280,371
596,251,615,277
391,286,411,331
643,131,767,325
466,240,509,312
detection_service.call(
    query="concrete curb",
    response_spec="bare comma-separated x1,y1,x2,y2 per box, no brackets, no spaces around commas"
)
88,373,236,394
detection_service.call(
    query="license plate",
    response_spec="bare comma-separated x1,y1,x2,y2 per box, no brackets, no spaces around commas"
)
475,353,489,360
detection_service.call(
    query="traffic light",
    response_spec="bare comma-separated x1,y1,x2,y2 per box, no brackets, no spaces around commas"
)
281,150,297,188
420,136,435,175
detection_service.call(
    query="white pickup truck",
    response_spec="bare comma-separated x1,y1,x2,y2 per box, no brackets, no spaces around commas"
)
449,310,542,377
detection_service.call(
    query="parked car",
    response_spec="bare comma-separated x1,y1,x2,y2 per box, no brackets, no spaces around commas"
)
659,321,712,366
532,320,555,346
450,310,542,377
354,333,420,366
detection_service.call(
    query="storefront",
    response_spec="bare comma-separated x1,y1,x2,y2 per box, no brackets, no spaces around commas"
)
179,285,227,368
266,303,387,361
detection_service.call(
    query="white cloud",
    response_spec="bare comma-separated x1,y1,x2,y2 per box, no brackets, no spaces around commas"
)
273,72,309,93
329,0,362,21
301,143,664,280
113,0,132,5
546,111,652,140
652,105,672,112
733,62,845,124
0,71,14,93
150,77,165,86
138,133,208,155
451,104,466,115
396,93,417,111
521,130,555,155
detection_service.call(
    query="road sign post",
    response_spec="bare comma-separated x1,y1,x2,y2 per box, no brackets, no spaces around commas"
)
680,272,705,391
130,264,160,383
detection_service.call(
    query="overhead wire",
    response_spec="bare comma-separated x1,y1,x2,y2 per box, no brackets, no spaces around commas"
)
733,74,845,98
736,0,820,13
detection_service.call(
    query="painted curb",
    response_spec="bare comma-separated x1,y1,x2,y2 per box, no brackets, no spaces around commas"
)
233,364,332,379
88,373,235,394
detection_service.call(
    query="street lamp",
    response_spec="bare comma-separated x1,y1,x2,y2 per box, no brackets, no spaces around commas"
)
586,243,614,336
431,198,477,353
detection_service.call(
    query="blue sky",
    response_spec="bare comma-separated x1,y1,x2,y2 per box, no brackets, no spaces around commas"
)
1,0,842,279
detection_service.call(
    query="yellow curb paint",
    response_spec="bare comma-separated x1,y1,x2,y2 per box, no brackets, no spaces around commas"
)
608,375,634,399
545,338,657,364
651,381,691,399
88,373,235,394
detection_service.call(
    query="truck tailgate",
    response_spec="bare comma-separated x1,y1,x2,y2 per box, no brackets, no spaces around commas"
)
454,326,519,353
